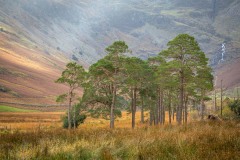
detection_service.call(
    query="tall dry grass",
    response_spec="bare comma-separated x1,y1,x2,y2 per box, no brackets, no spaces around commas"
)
0,121,239,160
0,112,63,130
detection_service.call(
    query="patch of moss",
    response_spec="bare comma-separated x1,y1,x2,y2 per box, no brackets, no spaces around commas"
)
0,105,38,112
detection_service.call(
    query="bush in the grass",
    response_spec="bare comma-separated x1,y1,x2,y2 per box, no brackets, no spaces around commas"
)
228,100,240,117
62,114,86,129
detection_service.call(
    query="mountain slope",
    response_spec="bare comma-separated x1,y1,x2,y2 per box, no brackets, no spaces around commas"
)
0,0,240,104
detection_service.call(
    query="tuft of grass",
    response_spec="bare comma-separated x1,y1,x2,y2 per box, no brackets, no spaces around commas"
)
0,105,38,112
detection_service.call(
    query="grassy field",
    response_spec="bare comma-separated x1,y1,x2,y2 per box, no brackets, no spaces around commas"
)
0,121,239,160
0,110,239,159
0,112,240,160
0,105,38,112
0,111,175,130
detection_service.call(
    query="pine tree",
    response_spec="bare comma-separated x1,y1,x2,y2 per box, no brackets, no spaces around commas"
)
163,34,213,124
55,62,86,129
123,57,149,128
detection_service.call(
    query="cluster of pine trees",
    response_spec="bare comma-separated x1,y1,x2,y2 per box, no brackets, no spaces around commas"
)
56,34,213,129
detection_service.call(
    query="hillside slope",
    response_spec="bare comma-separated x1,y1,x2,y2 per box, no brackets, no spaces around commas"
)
0,0,240,104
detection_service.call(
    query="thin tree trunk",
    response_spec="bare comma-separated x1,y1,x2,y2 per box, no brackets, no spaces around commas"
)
182,109,185,124
68,90,73,130
178,73,184,125
73,104,76,129
184,95,188,124
154,105,158,125
237,87,239,100
68,101,71,129
214,90,217,112
153,111,156,125
159,89,163,124
168,108,171,124
172,108,175,121
162,91,165,124
201,98,205,120
163,103,165,124
168,92,172,124
141,96,144,123
157,88,161,125
132,88,137,129
182,93,185,124
110,84,117,129
150,109,153,126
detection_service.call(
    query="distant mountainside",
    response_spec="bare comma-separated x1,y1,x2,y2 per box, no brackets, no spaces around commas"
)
0,0,240,104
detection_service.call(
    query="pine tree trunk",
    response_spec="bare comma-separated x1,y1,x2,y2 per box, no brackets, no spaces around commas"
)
177,106,181,124
168,92,172,124
201,98,205,120
172,109,174,121
184,95,188,124
150,109,153,126
110,84,117,129
214,90,217,112
159,89,163,124
132,88,137,129
178,73,184,125
141,96,144,124
168,109,171,124
162,101,165,124
153,111,156,125
156,103,159,125
68,100,71,129
157,88,160,125
68,90,73,130
237,88,239,100
185,101,188,124
182,108,185,124
161,91,165,124
172,107,175,121
73,105,76,129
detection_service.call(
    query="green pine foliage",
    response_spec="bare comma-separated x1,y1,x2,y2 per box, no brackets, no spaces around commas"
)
56,62,87,129
56,34,214,129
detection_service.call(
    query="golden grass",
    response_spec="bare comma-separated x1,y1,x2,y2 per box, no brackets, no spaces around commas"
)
0,111,181,130
0,112,63,130
0,121,239,160
0,111,239,159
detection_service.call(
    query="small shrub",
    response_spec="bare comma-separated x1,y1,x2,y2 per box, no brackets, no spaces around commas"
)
221,106,235,120
228,100,240,117
62,114,86,129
